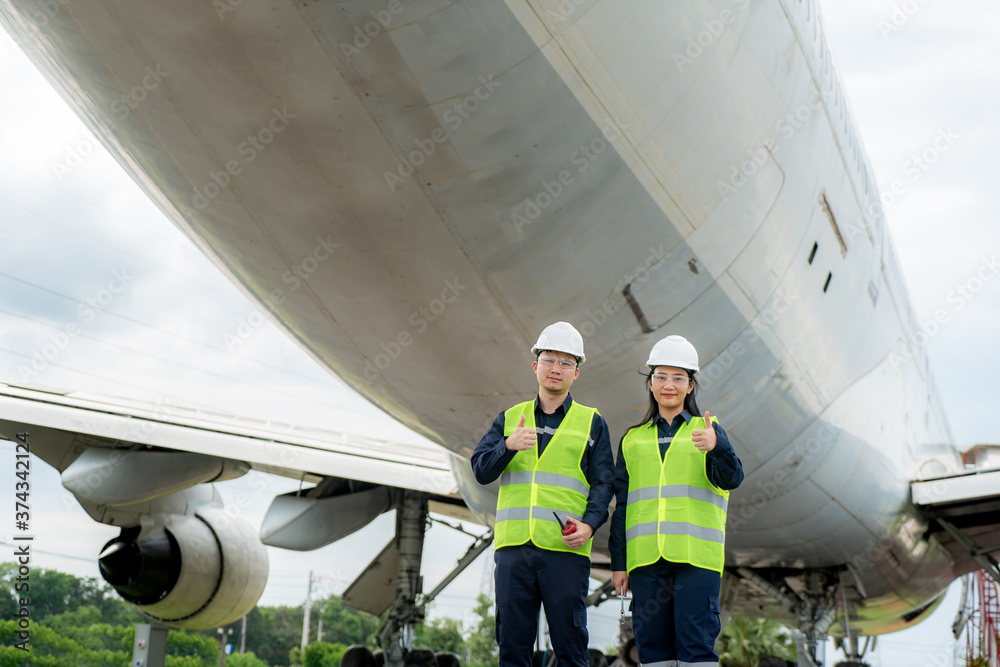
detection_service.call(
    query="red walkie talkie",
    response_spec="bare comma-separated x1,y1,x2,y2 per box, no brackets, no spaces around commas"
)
553,511,577,536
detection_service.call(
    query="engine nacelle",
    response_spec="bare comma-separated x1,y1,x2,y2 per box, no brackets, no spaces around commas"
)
99,507,268,629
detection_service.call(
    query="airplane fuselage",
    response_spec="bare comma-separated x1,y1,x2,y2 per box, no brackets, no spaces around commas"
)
0,0,960,635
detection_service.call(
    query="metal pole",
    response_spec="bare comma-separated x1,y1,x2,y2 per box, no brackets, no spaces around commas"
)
218,627,231,667
240,615,246,654
301,570,313,652
131,624,167,667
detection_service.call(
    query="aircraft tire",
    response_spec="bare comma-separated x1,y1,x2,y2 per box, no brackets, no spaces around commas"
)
404,648,437,667
434,651,461,667
588,648,609,667
341,644,376,667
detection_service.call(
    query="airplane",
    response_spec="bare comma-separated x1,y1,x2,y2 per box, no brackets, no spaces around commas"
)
1,1,999,666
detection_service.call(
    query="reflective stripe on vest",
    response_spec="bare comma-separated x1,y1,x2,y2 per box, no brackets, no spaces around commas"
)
626,484,728,511
494,400,596,556
622,416,729,573
501,470,590,497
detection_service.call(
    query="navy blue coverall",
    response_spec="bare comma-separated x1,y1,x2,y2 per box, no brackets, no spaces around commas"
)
472,393,615,667
608,410,744,666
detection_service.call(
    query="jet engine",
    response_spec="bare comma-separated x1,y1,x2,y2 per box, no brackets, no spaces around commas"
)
98,507,268,629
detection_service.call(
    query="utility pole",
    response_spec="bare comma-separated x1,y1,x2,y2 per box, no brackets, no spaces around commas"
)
301,570,314,653
217,627,233,667
240,615,246,654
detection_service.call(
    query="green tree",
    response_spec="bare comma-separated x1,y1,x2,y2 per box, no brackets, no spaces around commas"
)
0,618,229,667
0,561,145,627
164,629,219,663
90,592,147,626
1,566,83,620
44,602,143,632
56,623,133,654
44,605,103,630
314,595,380,646
302,641,348,667
465,594,498,667
0,620,131,667
415,616,467,654
244,604,305,666
0,564,20,622
224,651,271,667
716,617,796,667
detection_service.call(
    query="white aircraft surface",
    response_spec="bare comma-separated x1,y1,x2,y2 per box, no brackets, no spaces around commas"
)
1,1,999,666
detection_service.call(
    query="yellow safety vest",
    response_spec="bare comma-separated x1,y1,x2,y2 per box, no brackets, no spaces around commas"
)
494,400,597,556
622,415,729,573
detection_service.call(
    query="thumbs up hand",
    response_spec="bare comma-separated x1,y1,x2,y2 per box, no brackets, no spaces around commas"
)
505,414,538,451
692,411,717,452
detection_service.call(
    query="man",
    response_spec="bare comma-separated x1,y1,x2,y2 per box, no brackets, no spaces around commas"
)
471,322,614,667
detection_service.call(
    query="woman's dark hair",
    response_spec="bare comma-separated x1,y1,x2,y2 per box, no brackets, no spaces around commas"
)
630,367,701,430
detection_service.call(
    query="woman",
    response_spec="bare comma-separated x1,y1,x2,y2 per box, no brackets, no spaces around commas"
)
608,335,744,666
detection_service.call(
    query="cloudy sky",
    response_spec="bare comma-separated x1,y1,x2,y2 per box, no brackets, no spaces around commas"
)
1,1,999,664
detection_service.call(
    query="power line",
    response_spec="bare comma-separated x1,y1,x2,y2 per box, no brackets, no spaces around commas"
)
0,185,227,293
0,270,340,393
0,538,96,562
0,304,345,411
0,343,311,413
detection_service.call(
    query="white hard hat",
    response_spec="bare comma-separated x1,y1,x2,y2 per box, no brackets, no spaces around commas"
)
531,321,586,365
646,335,699,373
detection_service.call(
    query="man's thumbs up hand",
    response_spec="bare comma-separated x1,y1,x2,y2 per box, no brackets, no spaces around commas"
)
505,414,538,451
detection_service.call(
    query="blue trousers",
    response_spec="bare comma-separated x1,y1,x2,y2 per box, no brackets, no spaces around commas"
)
494,543,591,667
630,560,721,666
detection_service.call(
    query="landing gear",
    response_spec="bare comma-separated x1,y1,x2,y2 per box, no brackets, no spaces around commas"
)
373,489,495,667
734,567,877,666
379,490,429,666
832,635,875,667
736,568,843,667
792,571,838,667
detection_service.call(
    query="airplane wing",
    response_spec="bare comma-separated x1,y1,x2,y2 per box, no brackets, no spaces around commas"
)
0,379,460,498
911,467,1000,582
0,378,477,629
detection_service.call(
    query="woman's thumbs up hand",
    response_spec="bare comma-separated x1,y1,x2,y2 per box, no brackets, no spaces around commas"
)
692,411,717,452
